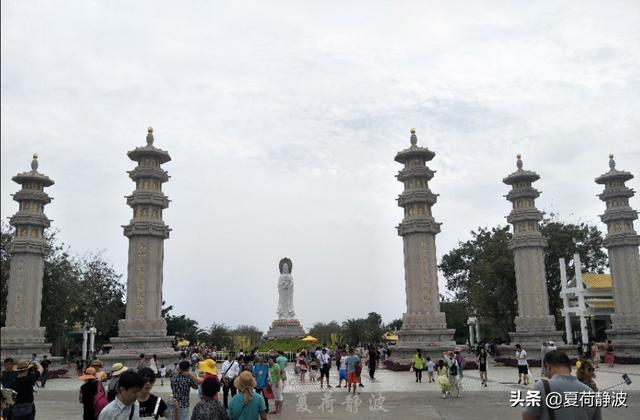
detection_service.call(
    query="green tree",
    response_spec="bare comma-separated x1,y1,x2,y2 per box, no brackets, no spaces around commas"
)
232,325,263,350
74,253,126,344
540,217,608,327
384,318,403,332
365,312,384,344
204,323,233,349
441,300,469,344
440,226,517,337
340,318,368,346
308,321,341,345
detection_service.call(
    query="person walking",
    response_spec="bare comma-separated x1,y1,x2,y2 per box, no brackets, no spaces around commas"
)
436,360,450,399
576,360,598,392
367,346,378,380
98,370,145,420
344,348,360,395
268,357,283,416
137,355,146,372
540,341,548,377
515,344,529,385
190,378,228,420
170,361,199,420
444,352,461,398
79,367,101,420
10,359,43,420
228,371,266,420
275,351,288,386
605,340,614,367
220,352,240,409
148,356,158,378
159,365,167,387
426,357,435,383
252,357,270,414
38,356,50,388
107,363,129,402
297,352,307,383
590,342,600,368
337,350,348,388
522,351,601,420
477,347,488,387
318,348,332,389
411,350,425,383
137,368,175,419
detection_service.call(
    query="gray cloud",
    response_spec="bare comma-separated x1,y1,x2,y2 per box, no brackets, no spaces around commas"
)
2,0,639,333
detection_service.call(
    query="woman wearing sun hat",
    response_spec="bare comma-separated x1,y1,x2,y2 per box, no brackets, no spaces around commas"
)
107,363,128,402
10,359,43,420
228,371,267,420
79,367,104,420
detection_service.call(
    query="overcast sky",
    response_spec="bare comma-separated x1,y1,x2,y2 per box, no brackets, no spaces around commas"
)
2,1,639,334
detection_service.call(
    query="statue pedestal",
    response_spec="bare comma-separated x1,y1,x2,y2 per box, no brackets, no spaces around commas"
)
266,319,305,339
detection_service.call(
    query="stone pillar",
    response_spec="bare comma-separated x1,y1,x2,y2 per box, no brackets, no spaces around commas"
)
391,129,454,364
104,128,177,366
1,154,54,360
595,154,640,356
503,154,562,352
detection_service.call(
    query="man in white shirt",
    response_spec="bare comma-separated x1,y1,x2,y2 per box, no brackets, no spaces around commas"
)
515,344,529,385
318,348,332,389
99,370,144,420
220,351,241,409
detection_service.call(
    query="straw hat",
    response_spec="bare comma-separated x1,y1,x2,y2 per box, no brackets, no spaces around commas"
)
198,359,218,376
110,362,128,376
79,367,97,381
234,370,256,392
14,360,30,372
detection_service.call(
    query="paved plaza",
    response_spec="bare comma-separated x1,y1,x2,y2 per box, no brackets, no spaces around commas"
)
32,363,639,419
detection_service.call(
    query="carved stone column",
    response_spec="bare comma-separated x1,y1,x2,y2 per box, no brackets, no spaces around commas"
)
1,154,54,359
596,154,640,356
391,129,454,364
104,128,177,365
503,154,562,351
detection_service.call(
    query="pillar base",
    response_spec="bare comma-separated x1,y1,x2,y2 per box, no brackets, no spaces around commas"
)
605,327,640,357
101,335,178,369
265,319,306,339
117,318,169,338
390,327,456,365
1,326,52,360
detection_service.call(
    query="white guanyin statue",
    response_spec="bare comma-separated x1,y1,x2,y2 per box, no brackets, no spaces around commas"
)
277,258,295,319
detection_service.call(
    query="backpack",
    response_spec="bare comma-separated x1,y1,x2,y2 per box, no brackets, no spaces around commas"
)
449,361,458,377
93,381,109,417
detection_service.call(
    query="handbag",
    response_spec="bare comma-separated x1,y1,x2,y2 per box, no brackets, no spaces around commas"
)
94,381,109,417
263,385,274,400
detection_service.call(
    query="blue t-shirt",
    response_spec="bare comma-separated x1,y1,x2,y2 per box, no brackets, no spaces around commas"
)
344,355,360,374
276,355,287,371
252,363,269,389
228,391,266,420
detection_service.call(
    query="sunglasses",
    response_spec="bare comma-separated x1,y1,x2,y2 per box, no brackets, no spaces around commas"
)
587,368,595,372
143,378,155,384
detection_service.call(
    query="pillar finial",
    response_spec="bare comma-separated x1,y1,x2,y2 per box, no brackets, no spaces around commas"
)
516,153,523,170
31,153,39,171
146,127,154,145
410,128,417,146
608,153,615,170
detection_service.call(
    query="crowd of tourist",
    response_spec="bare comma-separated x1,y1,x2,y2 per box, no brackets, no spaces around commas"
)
0,339,614,420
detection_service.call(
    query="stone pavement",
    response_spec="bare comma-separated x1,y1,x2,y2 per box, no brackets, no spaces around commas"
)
31,364,640,419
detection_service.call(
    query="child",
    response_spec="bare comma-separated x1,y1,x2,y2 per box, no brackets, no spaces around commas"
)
159,364,166,386
436,360,450,399
309,355,318,382
426,357,435,383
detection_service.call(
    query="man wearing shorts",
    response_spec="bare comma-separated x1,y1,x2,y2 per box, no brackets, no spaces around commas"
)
318,348,332,389
515,344,529,385
337,350,348,388
344,348,360,395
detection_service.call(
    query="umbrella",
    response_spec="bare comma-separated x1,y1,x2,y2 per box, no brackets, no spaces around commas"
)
302,335,318,342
